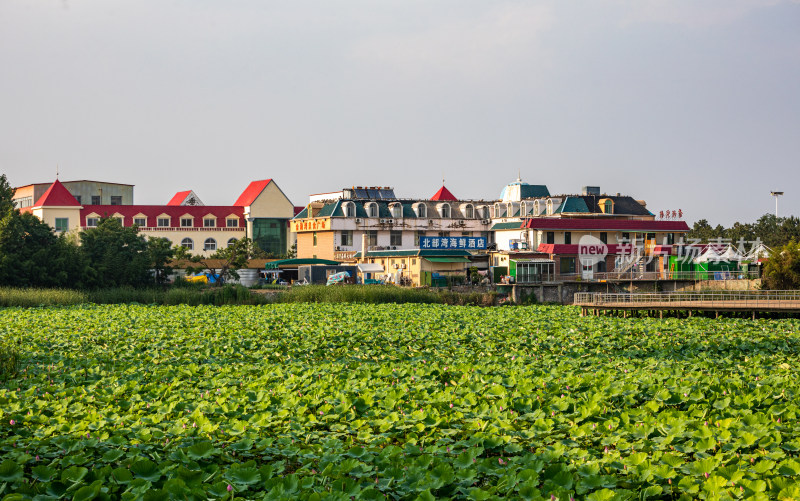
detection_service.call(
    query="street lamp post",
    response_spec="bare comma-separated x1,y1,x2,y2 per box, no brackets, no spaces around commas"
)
771,191,784,218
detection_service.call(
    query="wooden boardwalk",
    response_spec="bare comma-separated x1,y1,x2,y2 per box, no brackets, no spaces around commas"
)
574,292,800,318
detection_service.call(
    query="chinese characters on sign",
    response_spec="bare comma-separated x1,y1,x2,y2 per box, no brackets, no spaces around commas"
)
420,236,486,250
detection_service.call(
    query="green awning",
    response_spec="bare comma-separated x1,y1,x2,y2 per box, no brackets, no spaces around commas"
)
265,258,340,269
424,257,471,263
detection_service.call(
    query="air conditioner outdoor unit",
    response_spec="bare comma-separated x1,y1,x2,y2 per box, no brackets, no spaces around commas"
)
379,219,386,223
386,219,394,224
481,219,491,224
355,218,362,223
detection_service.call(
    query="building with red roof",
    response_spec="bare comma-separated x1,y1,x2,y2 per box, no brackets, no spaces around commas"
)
16,178,296,257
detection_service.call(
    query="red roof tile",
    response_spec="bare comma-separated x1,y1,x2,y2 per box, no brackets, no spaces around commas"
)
234,179,272,206
34,180,80,207
79,205,244,228
166,190,192,205
430,186,458,201
524,218,689,232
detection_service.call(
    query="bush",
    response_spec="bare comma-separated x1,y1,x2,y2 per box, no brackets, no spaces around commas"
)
0,288,86,307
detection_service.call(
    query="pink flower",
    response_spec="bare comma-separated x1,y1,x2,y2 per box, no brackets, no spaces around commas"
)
9,420,14,425
449,403,453,408
227,484,233,492
319,411,323,415
704,472,709,479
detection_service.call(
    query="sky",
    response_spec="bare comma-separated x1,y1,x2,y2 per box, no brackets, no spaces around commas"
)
1,0,798,226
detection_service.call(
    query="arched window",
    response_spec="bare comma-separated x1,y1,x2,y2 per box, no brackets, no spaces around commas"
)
464,204,474,219
546,200,554,215
180,238,194,250
227,238,237,247
204,238,217,251
390,203,402,218
344,202,355,218
440,204,451,218
366,203,378,218
415,203,427,218
533,200,540,215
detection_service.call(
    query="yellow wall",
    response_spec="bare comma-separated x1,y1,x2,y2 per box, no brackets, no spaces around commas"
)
32,207,82,233
246,182,295,219
138,228,246,257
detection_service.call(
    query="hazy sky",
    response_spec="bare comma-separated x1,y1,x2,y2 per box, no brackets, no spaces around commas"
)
2,0,798,225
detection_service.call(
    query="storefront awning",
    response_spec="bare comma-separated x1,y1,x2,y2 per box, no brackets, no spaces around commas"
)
357,263,385,273
424,257,471,263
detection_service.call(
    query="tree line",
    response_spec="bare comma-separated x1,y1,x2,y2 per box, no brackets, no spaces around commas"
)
0,175,257,288
687,214,800,249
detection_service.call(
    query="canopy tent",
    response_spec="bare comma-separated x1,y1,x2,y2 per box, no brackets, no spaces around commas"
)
744,242,771,262
265,258,339,270
694,247,722,263
357,263,384,273
717,245,743,261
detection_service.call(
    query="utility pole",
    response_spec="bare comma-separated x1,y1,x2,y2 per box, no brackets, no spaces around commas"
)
771,191,784,217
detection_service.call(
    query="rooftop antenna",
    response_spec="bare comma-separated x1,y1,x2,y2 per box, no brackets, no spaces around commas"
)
56,164,59,179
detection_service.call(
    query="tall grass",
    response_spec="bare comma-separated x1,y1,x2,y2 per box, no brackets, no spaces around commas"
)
0,285,269,307
0,288,86,307
274,285,498,305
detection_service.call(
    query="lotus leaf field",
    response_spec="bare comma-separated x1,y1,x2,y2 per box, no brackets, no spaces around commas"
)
1,304,800,500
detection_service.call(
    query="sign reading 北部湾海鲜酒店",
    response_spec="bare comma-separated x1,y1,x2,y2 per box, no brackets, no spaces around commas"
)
420,236,486,250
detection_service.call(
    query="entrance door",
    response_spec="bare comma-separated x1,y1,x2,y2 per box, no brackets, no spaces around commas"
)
581,262,594,280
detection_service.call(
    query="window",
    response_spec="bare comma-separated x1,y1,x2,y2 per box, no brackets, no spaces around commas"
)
115,217,124,225
86,217,99,227
227,238,237,247
390,204,402,218
366,230,378,247
564,232,572,245
74,196,81,205
390,230,402,247
464,204,474,219
204,238,217,251
600,232,608,244
110,196,122,205
462,231,471,237
133,217,146,227
415,204,426,218
313,232,317,246
438,231,450,237
367,203,378,218
533,201,540,215
226,218,238,227
560,257,576,275
181,217,193,227
340,230,353,247
621,232,630,243
180,238,194,250
204,218,216,228
546,232,555,244
55,218,69,232
157,217,170,227
546,200,554,215
667,233,675,245
604,200,613,214
91,196,101,205
414,230,425,246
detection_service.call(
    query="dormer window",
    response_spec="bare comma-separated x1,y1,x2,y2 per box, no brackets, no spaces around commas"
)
366,203,378,218
180,216,193,227
133,215,147,227
86,216,99,227
344,202,355,218
546,200,554,215
599,198,614,214
390,203,402,218
203,216,216,228
439,203,451,218
226,217,239,227
157,215,170,227
414,203,427,218
463,204,474,219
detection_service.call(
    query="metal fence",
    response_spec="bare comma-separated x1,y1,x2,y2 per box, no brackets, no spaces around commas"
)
588,270,761,281
574,290,800,306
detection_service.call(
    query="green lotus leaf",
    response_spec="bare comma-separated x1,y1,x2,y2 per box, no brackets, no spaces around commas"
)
0,459,23,482
130,459,161,482
31,465,58,483
112,467,134,484
61,466,88,485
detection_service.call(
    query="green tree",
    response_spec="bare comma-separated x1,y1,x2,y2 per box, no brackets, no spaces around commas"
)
0,174,15,217
147,237,175,285
80,218,150,287
762,241,800,290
